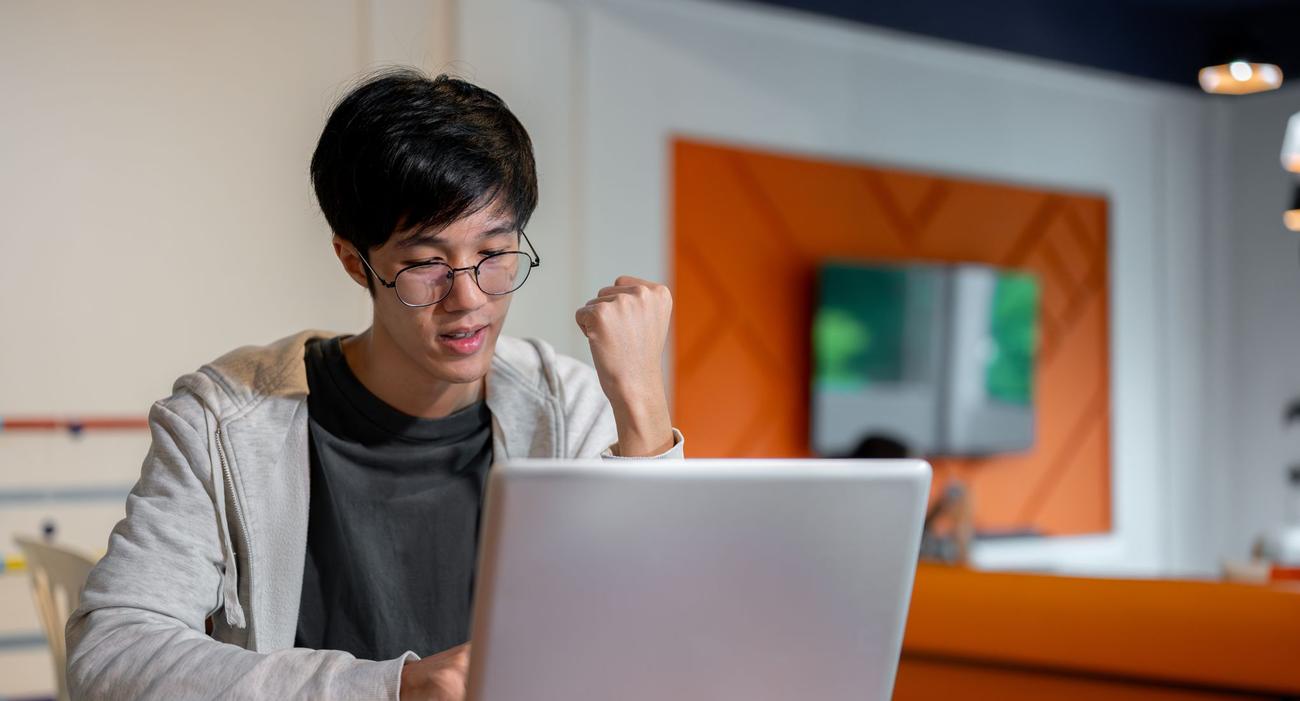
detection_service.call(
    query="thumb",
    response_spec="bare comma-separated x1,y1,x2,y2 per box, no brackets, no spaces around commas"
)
575,305,596,338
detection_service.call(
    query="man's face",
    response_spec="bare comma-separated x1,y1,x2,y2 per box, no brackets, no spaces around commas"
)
349,204,520,386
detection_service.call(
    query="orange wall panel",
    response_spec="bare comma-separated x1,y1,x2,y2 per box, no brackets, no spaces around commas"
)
671,138,1112,535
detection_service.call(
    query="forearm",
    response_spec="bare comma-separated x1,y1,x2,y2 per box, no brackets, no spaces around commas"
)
67,607,409,701
606,375,674,457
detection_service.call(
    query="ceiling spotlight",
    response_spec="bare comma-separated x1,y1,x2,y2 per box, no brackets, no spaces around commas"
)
1282,112,1300,173
1199,61,1283,95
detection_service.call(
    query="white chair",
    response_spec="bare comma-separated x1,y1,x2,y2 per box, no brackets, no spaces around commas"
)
13,536,98,701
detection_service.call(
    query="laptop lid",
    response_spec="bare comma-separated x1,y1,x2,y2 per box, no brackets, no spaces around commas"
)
467,458,931,701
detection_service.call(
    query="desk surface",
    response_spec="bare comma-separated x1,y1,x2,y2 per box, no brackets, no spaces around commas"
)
899,564,1300,696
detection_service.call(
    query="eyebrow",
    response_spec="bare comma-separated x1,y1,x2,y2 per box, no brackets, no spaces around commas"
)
395,222,518,250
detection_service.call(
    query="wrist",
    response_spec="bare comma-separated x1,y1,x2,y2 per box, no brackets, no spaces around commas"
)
607,382,673,457
399,662,421,701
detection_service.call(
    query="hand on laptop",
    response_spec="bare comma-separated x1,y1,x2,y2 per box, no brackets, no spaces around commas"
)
400,642,471,701
576,276,675,456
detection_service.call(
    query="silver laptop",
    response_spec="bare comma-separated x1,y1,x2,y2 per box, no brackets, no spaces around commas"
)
467,459,931,701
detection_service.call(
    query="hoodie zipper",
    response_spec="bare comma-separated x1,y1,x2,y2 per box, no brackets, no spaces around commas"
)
214,426,249,541
214,425,250,628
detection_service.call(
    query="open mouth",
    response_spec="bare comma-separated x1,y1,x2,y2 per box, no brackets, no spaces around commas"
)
437,325,488,355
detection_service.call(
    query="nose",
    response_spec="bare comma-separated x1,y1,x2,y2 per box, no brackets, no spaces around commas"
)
438,266,487,313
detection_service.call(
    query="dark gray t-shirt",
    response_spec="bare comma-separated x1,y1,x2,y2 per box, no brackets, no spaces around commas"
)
294,336,493,660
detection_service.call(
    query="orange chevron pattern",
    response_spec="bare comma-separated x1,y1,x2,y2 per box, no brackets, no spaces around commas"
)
671,138,1112,536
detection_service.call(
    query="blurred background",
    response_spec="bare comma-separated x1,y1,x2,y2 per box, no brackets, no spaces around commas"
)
3,0,1300,698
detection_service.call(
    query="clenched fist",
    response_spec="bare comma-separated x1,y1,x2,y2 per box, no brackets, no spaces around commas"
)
575,276,675,456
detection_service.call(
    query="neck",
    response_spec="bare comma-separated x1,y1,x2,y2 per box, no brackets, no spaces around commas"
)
339,327,483,419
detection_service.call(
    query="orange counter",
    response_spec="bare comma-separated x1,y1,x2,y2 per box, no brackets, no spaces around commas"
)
894,564,1300,700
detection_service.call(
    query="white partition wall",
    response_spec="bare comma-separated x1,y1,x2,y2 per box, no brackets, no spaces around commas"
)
458,0,1237,577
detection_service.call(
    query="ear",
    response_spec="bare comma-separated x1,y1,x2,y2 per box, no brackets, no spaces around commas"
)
332,235,371,290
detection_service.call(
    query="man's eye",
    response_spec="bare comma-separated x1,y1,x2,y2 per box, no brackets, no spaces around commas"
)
481,249,509,257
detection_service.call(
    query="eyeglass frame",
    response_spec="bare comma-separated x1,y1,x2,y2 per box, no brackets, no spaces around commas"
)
354,229,542,308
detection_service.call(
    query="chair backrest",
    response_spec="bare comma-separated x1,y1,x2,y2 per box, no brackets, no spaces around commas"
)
13,536,98,701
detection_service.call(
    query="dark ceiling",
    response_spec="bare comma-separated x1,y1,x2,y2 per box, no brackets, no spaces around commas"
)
744,0,1300,89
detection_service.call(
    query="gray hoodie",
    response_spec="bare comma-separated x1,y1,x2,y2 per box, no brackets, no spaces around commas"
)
65,329,684,700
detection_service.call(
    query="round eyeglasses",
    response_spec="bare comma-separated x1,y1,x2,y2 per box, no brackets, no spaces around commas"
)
356,230,541,308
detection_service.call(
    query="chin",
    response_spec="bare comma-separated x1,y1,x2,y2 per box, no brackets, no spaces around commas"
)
430,356,494,385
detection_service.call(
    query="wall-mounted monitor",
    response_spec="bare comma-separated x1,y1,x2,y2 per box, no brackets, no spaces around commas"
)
811,261,1039,458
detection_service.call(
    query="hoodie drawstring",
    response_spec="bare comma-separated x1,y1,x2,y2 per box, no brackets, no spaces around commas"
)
212,425,247,629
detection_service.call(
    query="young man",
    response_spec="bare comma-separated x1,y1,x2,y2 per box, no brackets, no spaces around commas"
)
65,69,683,700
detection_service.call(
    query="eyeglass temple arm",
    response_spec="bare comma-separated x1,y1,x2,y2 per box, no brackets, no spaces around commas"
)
521,229,541,266
354,247,396,287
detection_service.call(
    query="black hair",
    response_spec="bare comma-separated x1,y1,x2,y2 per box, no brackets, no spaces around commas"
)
844,434,910,460
311,68,538,289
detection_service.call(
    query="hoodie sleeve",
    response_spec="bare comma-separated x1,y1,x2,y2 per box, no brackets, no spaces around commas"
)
65,394,414,701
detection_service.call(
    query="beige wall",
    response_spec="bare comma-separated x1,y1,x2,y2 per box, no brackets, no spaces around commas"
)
0,0,452,695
